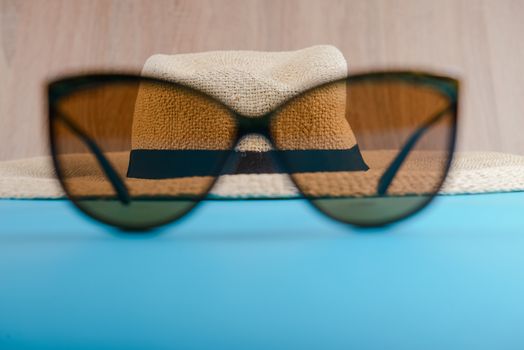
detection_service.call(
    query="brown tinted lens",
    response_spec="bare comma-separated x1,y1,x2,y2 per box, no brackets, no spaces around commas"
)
51,78,236,230
271,76,456,226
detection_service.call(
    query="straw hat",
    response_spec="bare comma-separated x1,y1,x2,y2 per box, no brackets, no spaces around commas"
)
1,46,524,199
125,45,370,197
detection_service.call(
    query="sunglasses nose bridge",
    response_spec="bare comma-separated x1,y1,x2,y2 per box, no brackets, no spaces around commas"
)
236,112,272,139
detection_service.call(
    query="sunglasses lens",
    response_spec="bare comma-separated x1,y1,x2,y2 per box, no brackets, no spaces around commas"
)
272,76,457,226
51,78,236,230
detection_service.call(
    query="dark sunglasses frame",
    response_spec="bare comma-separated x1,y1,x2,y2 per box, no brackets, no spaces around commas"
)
48,71,459,231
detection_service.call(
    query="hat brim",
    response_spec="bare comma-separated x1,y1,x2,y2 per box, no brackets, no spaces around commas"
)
2,150,523,200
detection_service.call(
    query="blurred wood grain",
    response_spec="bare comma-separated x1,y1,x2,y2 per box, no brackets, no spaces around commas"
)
1,0,523,160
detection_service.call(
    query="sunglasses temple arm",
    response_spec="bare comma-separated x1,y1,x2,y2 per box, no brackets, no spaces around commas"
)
376,105,454,196
54,110,131,205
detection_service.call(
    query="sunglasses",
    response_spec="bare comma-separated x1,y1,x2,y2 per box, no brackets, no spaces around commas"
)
47,71,459,231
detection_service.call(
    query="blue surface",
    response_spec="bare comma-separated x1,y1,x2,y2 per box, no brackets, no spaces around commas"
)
1,194,524,349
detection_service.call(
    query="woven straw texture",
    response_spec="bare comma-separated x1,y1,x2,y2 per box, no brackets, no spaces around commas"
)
140,45,348,117
130,45,357,158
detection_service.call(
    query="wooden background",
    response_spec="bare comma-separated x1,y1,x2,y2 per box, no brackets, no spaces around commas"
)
1,0,523,161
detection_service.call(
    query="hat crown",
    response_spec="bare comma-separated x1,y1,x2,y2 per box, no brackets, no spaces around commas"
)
141,45,348,117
